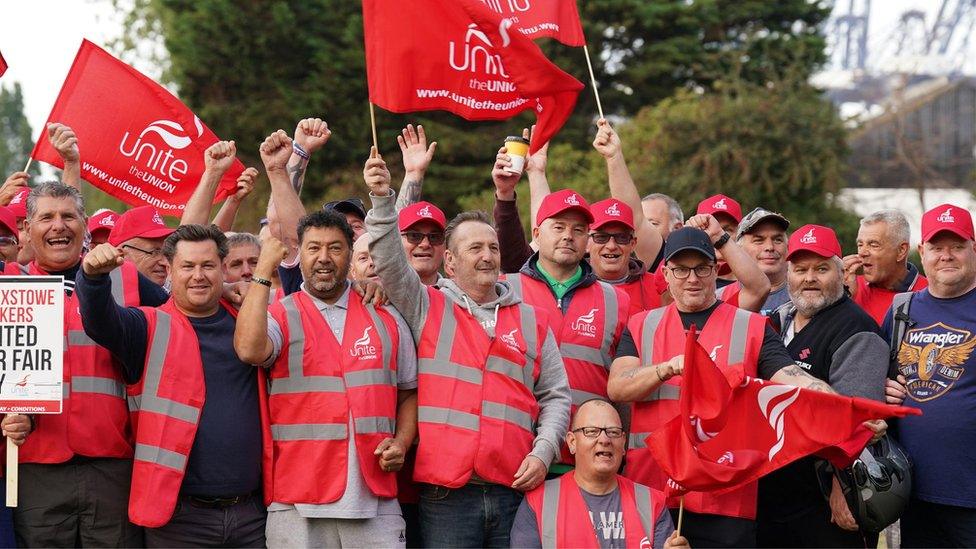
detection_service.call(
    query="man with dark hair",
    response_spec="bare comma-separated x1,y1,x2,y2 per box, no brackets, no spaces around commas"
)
75,223,266,547
235,208,416,547
6,182,165,548
364,151,571,547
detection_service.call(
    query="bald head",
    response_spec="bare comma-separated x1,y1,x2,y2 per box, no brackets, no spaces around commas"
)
571,398,619,430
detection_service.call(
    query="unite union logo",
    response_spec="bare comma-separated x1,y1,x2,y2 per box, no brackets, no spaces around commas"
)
713,198,728,210
565,193,581,206
571,308,598,337
799,228,817,245
418,205,432,218
350,326,377,359
500,328,520,352
605,202,620,217
938,208,955,223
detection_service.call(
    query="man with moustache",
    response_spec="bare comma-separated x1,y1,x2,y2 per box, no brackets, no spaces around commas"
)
757,224,888,548
883,204,976,547
510,399,690,549
364,150,571,547
719,208,792,315
843,210,927,325
109,205,175,287
234,210,417,548
6,183,165,547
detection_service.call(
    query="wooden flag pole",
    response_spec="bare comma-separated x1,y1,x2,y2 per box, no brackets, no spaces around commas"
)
6,438,17,507
23,157,32,173
676,495,685,536
368,102,379,153
582,44,605,120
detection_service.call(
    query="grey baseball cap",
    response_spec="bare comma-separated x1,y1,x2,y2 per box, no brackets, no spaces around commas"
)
735,207,789,240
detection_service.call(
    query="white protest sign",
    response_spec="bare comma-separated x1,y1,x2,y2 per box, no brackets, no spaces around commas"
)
0,276,64,414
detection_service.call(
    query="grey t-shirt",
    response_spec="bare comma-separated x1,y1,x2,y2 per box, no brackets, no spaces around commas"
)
264,283,418,519
509,483,674,549
760,284,790,317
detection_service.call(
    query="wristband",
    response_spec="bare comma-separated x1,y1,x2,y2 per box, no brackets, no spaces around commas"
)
714,232,731,249
292,142,310,160
251,276,272,287
653,364,664,383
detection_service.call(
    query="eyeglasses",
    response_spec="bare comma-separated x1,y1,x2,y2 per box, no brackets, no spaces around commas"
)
572,426,625,439
590,232,634,245
666,264,715,279
122,244,164,257
401,231,445,246
0,236,17,246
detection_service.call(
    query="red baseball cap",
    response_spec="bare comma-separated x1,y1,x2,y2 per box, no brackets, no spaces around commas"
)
787,224,842,260
537,189,594,226
398,201,446,231
88,209,119,237
0,207,18,240
7,188,30,219
697,194,742,223
108,206,174,246
921,203,975,242
590,198,634,231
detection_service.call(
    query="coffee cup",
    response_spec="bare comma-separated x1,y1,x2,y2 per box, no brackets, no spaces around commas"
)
504,136,530,174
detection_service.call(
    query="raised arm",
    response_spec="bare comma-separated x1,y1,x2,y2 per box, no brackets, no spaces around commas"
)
492,145,533,272
261,130,307,263
524,126,551,232
0,172,29,206
180,140,238,226
234,236,288,365
593,119,663,267
687,213,771,312
285,117,332,194
211,167,257,231
47,123,81,189
395,124,437,211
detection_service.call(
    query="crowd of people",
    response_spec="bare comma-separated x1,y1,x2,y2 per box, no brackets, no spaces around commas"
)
0,115,971,549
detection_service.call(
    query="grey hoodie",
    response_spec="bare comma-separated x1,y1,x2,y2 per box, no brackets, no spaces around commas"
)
366,190,570,469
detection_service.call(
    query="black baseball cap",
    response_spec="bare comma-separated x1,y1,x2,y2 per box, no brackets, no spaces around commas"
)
323,198,367,220
663,227,716,262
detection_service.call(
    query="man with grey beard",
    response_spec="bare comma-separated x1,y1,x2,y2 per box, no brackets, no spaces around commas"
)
757,224,889,548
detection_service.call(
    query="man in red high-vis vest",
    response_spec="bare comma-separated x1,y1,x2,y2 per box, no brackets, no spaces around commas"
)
588,197,661,316
76,224,265,547
608,222,836,548
364,151,571,548
8,182,164,548
235,209,418,548
510,398,689,549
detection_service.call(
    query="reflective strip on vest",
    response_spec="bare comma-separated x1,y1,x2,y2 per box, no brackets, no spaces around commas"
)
62,383,71,399
540,477,560,549
633,482,653,535
597,283,619,366
639,308,666,364
139,312,202,424
71,376,125,399
134,442,186,471
640,384,680,402
484,302,539,390
560,343,604,365
271,423,348,441
728,308,751,365
418,405,480,431
506,275,523,299
570,389,605,407
109,268,127,306
354,416,395,434
628,432,650,449
67,329,96,346
128,395,140,412
481,401,533,432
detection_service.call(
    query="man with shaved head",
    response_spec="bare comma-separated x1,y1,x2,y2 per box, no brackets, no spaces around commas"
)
511,399,689,549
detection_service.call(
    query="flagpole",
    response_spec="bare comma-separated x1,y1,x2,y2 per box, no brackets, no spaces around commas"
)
23,157,32,173
368,102,379,153
676,496,685,536
582,44,605,120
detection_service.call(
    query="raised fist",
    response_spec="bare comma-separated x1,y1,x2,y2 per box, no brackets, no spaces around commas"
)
294,117,331,154
260,130,293,173
363,147,392,195
204,140,237,173
47,123,79,162
82,243,125,276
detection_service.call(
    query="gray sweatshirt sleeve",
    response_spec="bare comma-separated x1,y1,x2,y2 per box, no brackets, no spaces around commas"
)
366,189,429,343
829,332,888,401
529,328,572,467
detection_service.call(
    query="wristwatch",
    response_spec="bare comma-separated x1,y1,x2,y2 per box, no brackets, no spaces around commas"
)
251,276,272,287
714,232,731,249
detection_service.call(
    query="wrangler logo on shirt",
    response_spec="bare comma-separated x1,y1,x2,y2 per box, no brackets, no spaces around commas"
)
898,322,976,401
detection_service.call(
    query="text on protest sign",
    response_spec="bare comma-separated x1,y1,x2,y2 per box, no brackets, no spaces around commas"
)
0,277,64,414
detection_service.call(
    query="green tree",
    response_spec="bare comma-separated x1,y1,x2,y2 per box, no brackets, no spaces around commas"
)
115,0,833,228
0,83,39,179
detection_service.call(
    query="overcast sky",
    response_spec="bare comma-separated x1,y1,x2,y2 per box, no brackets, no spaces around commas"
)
0,0,955,143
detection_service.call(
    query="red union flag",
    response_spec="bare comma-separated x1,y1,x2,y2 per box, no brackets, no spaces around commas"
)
648,331,921,500
0,50,7,78
30,40,243,216
477,0,585,46
363,0,583,153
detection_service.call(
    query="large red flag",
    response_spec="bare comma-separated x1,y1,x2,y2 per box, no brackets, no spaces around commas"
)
363,0,583,153
0,50,7,78
30,40,243,216
649,331,921,499
478,0,585,46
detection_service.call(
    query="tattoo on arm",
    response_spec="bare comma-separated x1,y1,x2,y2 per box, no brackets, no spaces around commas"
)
395,178,423,212
622,367,639,379
287,160,307,194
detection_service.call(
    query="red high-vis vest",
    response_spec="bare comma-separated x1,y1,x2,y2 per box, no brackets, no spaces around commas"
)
525,472,666,549
265,290,400,504
625,303,766,519
715,281,742,307
614,272,662,317
506,273,628,462
413,288,551,488
2,260,139,463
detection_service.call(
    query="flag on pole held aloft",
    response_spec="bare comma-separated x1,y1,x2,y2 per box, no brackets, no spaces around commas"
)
648,329,921,501
0,50,8,78
363,0,583,153
30,40,243,216
478,0,585,46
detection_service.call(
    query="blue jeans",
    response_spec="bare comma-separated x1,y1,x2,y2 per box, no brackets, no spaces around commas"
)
419,482,523,548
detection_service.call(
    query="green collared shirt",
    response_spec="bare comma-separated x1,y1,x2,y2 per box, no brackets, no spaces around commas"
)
536,263,583,300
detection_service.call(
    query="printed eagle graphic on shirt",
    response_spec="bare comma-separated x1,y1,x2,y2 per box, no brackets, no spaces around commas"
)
898,336,976,381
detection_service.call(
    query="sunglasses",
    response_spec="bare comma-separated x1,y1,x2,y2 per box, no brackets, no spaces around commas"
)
590,232,634,245
400,231,445,246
